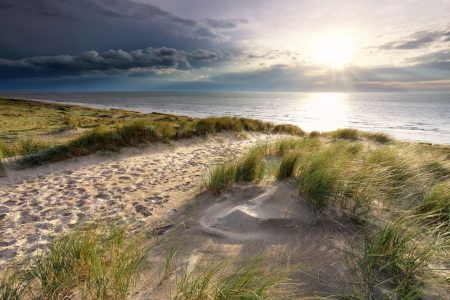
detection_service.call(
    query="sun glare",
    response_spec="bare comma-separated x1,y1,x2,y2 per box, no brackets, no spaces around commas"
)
312,34,354,69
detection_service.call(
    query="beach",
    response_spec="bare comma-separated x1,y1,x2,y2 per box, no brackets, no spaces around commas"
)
0,99,448,299
0,132,286,268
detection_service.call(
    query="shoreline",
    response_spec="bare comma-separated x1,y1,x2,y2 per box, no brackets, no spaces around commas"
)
2,95,449,145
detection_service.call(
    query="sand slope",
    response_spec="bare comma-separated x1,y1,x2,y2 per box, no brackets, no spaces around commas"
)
0,133,284,269
138,182,361,299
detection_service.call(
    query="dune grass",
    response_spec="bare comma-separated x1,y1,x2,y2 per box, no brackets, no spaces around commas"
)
416,183,449,227
1,225,286,300
174,258,285,300
203,145,268,194
276,151,300,180
327,128,393,144
1,223,147,300
0,273,27,300
203,134,449,297
330,128,360,140
0,98,304,170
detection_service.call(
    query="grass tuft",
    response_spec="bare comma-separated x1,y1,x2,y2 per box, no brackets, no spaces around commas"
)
1,223,147,299
416,183,449,227
272,124,305,136
364,132,393,144
297,149,339,208
235,146,266,183
355,216,440,299
204,145,267,194
331,128,360,140
204,163,238,195
175,258,285,300
214,258,283,300
0,273,28,300
277,152,300,180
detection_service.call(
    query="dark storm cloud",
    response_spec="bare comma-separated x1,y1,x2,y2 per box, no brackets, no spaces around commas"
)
0,47,232,78
0,0,242,59
380,29,450,50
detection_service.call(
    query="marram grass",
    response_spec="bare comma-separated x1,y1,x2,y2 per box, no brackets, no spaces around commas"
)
1,108,304,170
174,257,286,300
203,144,268,194
1,223,147,300
204,133,449,298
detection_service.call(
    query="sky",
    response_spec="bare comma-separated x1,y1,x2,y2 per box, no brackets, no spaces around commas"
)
0,0,449,91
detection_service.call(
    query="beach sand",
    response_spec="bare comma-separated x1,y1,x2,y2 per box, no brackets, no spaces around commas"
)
0,132,286,269
134,182,360,298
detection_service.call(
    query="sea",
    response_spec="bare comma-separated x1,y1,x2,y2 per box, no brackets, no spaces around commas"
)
2,91,450,144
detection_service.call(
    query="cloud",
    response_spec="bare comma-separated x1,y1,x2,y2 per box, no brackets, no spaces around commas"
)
380,28,450,50
0,0,243,59
408,49,450,64
204,18,247,29
0,47,233,78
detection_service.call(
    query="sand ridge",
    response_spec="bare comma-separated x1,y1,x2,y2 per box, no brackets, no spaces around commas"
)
0,132,286,269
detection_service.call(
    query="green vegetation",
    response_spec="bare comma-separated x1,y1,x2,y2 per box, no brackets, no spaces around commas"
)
325,128,393,144
276,151,300,180
416,183,449,226
1,226,285,300
174,258,285,300
203,145,268,194
354,217,442,299
0,98,303,169
203,134,449,297
1,224,146,299
330,128,360,140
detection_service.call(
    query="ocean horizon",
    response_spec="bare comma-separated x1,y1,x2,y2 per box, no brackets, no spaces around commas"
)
2,91,450,144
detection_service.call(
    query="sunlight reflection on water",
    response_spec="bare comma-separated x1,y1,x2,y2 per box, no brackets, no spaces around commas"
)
301,93,350,131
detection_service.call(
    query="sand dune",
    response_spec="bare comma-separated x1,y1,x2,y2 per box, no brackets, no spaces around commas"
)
137,182,360,298
0,132,285,269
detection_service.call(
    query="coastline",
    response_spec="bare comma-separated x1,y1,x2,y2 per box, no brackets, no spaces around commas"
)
2,92,449,145
0,97,448,298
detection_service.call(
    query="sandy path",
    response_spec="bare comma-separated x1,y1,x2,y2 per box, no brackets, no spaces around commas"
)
0,133,284,269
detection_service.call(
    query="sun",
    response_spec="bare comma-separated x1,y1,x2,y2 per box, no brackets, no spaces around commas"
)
312,33,354,69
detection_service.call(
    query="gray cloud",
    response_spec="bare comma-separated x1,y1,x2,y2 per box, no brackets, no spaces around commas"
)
204,18,247,29
380,28,450,50
0,47,232,78
0,0,242,59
